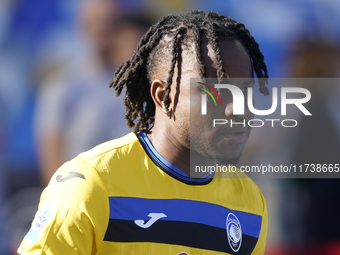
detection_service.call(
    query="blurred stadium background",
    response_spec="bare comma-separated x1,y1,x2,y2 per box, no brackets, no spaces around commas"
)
0,0,340,254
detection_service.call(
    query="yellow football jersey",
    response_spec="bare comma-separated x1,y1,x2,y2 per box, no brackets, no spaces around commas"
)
18,132,268,255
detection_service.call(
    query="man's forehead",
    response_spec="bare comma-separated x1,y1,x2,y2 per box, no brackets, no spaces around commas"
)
153,34,253,81
182,36,253,78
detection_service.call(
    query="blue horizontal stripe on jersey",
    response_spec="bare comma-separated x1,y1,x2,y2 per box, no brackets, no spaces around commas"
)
108,197,262,239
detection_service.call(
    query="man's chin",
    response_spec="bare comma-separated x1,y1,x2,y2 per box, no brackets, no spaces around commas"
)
214,154,241,166
190,143,243,167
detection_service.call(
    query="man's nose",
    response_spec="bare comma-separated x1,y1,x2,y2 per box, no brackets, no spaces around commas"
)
225,102,233,117
224,102,252,117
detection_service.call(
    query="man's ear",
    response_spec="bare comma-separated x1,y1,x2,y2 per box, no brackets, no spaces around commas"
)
150,79,170,114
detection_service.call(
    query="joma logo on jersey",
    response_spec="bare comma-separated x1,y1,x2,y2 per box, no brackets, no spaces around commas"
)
134,213,167,228
198,82,312,116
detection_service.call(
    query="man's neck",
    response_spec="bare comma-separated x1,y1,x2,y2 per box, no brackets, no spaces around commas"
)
147,125,214,177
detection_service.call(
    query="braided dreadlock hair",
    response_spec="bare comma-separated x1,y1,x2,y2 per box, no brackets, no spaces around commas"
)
109,10,269,133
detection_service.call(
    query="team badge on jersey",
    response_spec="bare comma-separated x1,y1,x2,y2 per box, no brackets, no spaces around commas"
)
226,213,242,252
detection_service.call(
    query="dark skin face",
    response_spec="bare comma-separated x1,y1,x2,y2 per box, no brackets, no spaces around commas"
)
149,36,253,176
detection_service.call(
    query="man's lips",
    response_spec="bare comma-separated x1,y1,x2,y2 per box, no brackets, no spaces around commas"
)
217,126,249,143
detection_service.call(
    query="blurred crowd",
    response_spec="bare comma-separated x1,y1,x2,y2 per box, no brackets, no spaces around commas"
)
0,0,340,254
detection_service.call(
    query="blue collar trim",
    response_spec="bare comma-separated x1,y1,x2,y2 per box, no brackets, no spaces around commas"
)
137,132,213,185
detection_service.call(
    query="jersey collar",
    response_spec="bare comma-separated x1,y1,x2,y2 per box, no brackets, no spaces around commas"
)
137,132,213,185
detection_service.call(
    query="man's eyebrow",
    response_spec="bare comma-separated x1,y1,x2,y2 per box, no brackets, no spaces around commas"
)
225,78,255,86
242,78,255,86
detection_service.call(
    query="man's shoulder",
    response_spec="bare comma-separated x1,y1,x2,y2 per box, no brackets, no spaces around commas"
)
78,132,139,163
213,170,266,215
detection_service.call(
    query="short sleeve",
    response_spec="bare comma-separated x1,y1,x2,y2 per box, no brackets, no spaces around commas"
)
17,158,109,255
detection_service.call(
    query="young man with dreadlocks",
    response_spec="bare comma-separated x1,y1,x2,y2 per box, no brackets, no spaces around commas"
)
18,10,269,255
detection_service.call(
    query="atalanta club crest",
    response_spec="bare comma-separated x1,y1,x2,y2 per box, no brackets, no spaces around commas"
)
226,213,242,252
